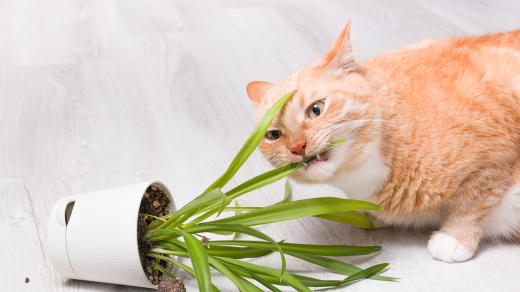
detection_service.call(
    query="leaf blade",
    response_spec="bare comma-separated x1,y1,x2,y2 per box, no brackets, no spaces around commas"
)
226,162,302,200
208,256,262,292
209,240,381,256
218,257,311,292
183,223,287,278
316,211,375,229
286,252,397,281
182,232,213,292
282,179,292,203
341,263,390,285
212,197,381,226
205,90,295,191
157,188,225,229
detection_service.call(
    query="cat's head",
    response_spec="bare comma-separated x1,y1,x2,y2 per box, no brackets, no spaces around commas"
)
247,22,380,183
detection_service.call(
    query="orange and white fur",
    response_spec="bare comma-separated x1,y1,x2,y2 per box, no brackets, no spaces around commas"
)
247,22,520,263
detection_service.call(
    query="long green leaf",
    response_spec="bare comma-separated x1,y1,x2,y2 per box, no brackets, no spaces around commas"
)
183,223,287,278
224,263,345,288
206,246,272,259
220,208,375,230
218,257,311,292
341,263,389,285
286,252,397,281
233,200,243,240
190,162,302,224
249,273,282,292
182,232,212,292
287,251,360,275
223,206,260,212
316,211,375,229
282,179,292,203
208,256,263,292
146,228,183,241
225,265,345,289
225,162,302,200
157,188,225,229
174,188,225,218
211,197,381,226
153,242,388,287
222,264,285,290
261,264,389,289
205,90,295,191
152,244,272,259
292,274,346,287
221,260,388,289
209,240,380,256
278,263,389,288
155,238,186,250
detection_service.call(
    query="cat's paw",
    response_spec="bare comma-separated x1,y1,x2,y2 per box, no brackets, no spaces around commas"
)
427,232,474,263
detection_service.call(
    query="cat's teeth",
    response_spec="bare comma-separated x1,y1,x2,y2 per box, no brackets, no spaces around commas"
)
316,154,322,161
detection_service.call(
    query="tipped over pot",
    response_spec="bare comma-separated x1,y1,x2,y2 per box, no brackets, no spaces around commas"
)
46,181,175,288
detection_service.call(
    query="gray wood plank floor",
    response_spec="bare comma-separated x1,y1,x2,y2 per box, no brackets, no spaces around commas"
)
1,1,519,291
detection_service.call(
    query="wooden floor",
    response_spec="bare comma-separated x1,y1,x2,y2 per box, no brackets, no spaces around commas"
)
1,0,519,291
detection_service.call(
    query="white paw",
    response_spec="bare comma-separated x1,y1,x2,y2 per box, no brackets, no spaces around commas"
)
427,232,474,263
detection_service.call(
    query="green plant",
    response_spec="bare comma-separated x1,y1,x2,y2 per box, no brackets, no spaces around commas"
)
145,91,395,291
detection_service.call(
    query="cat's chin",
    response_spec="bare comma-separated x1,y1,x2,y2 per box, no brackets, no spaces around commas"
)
283,148,342,183
292,157,340,183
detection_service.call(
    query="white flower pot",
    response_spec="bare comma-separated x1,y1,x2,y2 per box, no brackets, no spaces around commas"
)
46,181,176,289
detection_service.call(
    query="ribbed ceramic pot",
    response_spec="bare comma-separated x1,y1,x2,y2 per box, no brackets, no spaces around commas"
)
47,181,175,288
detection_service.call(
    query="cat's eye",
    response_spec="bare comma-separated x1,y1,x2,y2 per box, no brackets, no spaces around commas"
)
307,100,325,119
265,129,282,141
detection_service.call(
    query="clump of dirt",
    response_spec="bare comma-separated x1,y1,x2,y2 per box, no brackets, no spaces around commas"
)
137,184,176,286
157,277,186,292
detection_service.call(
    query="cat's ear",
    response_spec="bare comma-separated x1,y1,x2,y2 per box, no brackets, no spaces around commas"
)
246,81,273,103
320,21,356,74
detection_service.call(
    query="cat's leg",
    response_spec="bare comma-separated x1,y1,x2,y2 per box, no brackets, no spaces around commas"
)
427,212,483,263
427,170,508,263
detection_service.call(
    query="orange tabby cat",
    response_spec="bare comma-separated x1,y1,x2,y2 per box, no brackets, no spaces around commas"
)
247,22,520,263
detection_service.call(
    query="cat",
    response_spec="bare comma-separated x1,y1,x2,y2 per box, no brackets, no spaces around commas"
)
246,21,520,263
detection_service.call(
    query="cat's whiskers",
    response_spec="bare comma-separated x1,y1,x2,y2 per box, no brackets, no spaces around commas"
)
305,118,388,156
268,119,394,166
327,118,398,138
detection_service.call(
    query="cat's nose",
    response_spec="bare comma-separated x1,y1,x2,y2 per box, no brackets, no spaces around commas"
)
290,140,306,156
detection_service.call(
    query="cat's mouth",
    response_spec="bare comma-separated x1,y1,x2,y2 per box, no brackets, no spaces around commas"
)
304,149,330,167
298,139,344,170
